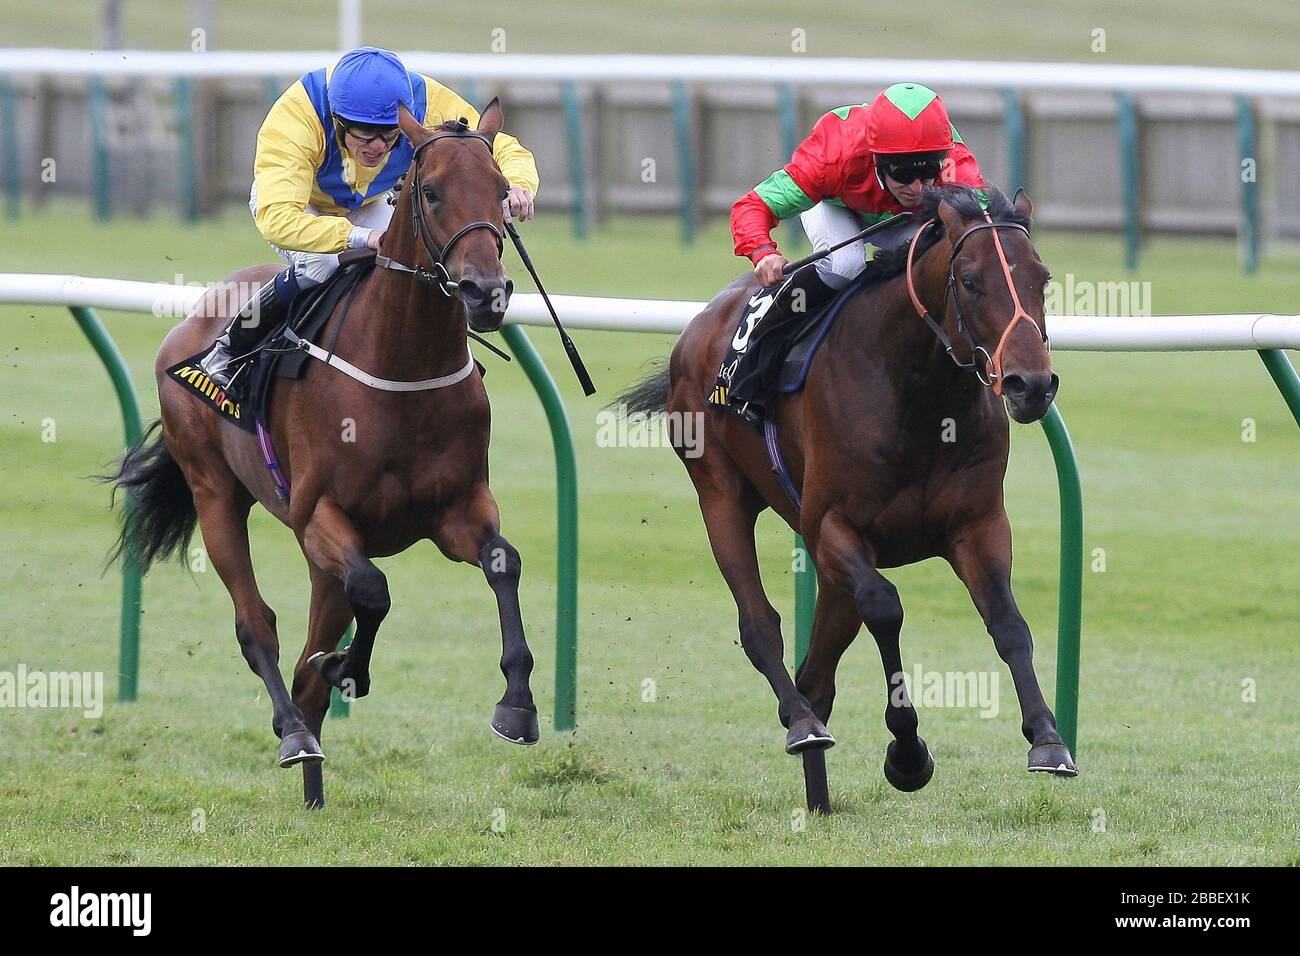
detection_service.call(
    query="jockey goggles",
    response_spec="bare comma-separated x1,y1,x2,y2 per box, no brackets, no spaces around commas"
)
334,116,401,147
878,156,944,185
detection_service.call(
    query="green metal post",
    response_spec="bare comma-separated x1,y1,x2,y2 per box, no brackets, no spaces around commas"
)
1002,88,1027,193
88,78,112,222
1236,95,1260,275
562,81,589,239
0,76,19,220
263,76,281,111
174,77,199,223
1258,349,1300,427
671,81,696,246
777,83,801,159
499,325,579,731
1115,91,1140,272
69,306,144,701
793,533,816,669
1040,404,1082,756
329,624,353,719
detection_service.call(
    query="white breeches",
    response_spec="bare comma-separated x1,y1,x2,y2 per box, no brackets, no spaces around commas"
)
248,183,395,287
798,201,868,290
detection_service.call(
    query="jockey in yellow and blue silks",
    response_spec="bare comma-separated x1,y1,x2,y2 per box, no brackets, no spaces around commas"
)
203,46,540,387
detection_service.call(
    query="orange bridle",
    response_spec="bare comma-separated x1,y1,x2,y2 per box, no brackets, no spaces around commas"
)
905,212,1049,396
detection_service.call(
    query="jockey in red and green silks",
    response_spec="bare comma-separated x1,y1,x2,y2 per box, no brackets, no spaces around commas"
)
729,82,988,332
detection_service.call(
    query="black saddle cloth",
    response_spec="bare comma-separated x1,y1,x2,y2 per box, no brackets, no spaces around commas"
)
709,267,872,424
164,251,376,434
708,214,922,424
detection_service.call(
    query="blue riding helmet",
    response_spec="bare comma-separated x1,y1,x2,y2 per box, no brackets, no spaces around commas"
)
327,47,412,126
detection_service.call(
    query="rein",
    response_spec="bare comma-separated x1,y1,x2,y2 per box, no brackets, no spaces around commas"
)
905,212,1049,396
376,128,504,296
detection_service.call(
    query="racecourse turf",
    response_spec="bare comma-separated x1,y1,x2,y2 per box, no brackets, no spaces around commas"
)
0,206,1297,865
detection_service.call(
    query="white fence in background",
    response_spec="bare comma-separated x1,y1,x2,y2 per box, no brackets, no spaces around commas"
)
3,50,1299,94
2,273,1299,351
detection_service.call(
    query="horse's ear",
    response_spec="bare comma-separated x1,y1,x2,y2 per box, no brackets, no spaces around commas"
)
937,200,967,245
397,103,429,149
477,97,504,142
1012,187,1034,223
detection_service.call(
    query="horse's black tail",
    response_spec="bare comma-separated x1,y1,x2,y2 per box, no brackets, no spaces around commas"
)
98,420,197,572
615,358,671,415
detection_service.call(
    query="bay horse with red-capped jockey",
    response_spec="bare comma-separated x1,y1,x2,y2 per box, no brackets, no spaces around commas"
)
621,185,1077,813
104,101,539,808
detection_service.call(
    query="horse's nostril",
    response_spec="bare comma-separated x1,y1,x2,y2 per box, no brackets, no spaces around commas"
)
1001,374,1028,397
458,278,486,305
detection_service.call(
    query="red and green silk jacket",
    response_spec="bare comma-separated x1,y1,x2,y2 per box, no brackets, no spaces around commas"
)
730,104,987,263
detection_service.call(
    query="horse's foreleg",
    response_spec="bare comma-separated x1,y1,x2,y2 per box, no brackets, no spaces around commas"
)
698,488,833,755
192,488,321,769
301,497,389,701
812,510,933,792
290,564,355,808
434,493,538,745
946,514,1077,776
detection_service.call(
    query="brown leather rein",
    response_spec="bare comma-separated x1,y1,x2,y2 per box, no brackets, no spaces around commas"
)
905,212,1049,396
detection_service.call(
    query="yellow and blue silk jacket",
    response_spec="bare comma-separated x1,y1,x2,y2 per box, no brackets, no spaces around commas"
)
253,66,540,254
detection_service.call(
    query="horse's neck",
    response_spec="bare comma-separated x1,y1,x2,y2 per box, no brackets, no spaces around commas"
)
342,192,469,381
856,247,981,405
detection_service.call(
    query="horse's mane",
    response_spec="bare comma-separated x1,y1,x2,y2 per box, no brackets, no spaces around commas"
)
433,118,472,134
868,184,1029,282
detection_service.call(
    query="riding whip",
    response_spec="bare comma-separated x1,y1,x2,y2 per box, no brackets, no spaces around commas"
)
504,220,596,396
782,212,914,275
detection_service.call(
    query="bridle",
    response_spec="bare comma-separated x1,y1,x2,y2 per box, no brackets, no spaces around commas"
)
905,211,1049,396
376,127,505,297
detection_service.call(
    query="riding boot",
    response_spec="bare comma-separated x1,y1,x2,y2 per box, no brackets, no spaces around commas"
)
200,269,300,388
720,265,840,422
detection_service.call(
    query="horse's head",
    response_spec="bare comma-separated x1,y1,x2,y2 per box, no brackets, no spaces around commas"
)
933,187,1057,423
397,100,513,332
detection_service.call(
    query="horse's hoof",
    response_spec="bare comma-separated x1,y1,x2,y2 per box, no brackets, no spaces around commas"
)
308,649,369,699
785,716,836,754
1027,742,1078,776
278,730,324,768
883,737,934,792
490,704,539,745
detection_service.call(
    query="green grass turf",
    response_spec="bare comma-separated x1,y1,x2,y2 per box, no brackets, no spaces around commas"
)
3,0,1299,69
0,205,1298,865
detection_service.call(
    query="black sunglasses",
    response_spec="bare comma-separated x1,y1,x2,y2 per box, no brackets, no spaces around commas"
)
882,161,943,185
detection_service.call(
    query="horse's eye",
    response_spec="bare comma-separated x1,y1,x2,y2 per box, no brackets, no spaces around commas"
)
422,187,439,203
960,276,978,293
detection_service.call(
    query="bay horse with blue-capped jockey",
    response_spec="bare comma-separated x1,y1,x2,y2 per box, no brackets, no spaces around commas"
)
104,101,540,809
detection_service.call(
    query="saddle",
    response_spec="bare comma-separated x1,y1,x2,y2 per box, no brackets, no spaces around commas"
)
708,215,921,427
164,250,378,435
707,268,873,427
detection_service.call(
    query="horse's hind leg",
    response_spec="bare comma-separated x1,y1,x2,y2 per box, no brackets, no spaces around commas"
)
946,514,1076,776
811,511,933,792
697,486,832,754
188,481,322,769
291,564,355,808
299,497,389,701
433,489,538,745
